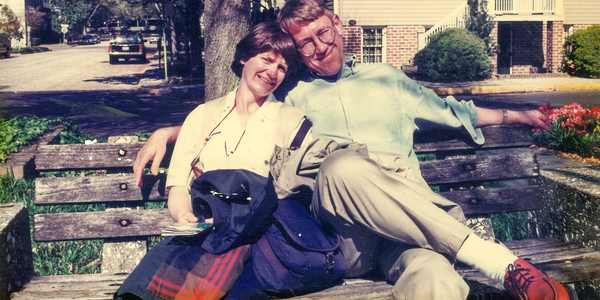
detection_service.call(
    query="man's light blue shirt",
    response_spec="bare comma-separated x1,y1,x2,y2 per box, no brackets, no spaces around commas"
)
275,60,484,168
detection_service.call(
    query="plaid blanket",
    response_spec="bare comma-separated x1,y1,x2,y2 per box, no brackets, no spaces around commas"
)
147,241,251,300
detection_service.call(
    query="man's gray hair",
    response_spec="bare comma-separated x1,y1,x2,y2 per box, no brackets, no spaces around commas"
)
277,0,334,34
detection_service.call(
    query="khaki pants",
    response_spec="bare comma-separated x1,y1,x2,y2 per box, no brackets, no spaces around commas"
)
311,149,472,300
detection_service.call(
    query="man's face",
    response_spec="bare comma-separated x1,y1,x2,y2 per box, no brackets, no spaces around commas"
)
287,14,346,76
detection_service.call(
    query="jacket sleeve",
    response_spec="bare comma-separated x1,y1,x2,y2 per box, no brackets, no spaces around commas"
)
397,70,485,146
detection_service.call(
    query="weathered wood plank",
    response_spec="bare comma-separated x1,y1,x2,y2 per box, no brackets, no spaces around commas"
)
286,279,393,300
292,238,600,299
441,186,543,215
420,152,536,185
35,174,168,205
33,209,172,242
414,125,533,153
10,273,128,300
35,143,144,170
18,238,597,300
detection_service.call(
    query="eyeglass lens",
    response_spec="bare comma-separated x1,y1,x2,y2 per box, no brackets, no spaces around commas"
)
299,27,335,56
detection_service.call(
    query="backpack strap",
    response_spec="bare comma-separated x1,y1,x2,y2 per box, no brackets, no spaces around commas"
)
290,119,312,150
273,103,312,150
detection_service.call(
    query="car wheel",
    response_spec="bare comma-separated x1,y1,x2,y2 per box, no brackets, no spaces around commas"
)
139,55,146,63
4,50,9,58
109,56,117,64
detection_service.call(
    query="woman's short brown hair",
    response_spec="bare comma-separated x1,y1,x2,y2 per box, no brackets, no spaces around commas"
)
231,22,300,79
277,0,334,34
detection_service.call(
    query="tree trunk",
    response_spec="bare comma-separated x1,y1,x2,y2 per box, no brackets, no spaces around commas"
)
204,0,251,101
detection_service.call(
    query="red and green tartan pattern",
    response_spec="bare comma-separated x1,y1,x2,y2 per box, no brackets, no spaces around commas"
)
148,245,251,300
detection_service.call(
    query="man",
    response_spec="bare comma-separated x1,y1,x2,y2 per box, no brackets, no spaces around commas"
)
134,1,568,299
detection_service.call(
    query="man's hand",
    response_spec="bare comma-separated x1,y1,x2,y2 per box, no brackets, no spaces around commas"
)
133,126,182,187
516,109,552,132
476,107,552,132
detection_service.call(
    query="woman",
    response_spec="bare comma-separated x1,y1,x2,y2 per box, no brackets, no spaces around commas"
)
166,21,305,224
114,22,311,300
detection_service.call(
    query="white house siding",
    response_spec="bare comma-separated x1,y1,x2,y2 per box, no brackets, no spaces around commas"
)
338,0,465,27
563,0,600,25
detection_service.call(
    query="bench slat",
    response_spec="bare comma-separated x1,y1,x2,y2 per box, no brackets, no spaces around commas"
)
10,273,128,300
16,239,597,300
420,151,536,185
35,174,168,205
414,125,533,153
33,209,172,242
35,143,143,170
440,186,543,215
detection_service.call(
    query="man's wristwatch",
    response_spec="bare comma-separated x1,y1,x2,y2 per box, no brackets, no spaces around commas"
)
502,109,508,125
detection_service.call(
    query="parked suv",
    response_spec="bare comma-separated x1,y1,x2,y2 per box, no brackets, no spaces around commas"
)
0,34,11,58
108,32,146,64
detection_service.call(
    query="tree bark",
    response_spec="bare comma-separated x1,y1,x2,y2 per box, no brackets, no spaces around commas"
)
204,0,251,101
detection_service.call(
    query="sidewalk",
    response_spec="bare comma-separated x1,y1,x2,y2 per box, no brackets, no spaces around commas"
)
138,73,600,98
418,75,600,96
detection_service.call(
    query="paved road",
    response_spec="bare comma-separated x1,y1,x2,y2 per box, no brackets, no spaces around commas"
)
0,42,152,92
457,90,600,111
0,42,202,139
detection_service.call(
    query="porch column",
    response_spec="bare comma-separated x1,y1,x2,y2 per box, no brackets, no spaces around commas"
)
490,22,499,75
547,21,564,73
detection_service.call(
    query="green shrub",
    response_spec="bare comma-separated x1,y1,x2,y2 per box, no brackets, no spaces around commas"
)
562,25,600,78
414,28,492,82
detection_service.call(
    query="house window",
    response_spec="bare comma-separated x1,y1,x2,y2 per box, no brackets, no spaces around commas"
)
362,27,385,64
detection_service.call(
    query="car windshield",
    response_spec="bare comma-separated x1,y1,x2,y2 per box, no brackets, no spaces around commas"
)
112,34,141,43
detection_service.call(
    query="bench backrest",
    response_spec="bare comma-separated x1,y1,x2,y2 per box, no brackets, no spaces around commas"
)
414,124,541,216
31,125,539,271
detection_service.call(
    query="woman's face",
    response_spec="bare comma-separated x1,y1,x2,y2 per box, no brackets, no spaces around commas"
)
241,51,288,99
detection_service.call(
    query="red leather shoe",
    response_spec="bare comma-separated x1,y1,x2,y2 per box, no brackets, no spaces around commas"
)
504,258,570,300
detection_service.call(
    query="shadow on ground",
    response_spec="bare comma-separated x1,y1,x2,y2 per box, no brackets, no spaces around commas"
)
0,88,203,139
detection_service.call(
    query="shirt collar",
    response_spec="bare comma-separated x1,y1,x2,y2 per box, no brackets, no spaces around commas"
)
308,59,356,82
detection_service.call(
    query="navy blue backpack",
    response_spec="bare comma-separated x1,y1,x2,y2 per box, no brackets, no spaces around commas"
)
251,199,346,297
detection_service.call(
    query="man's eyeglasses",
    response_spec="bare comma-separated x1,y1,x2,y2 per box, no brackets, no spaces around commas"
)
297,26,336,57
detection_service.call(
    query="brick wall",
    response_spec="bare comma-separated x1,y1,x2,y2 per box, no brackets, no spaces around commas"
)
343,26,362,63
572,24,595,31
343,25,424,69
384,26,424,69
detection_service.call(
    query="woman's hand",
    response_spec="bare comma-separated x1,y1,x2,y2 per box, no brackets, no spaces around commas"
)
168,186,197,223
133,126,182,187
175,211,199,223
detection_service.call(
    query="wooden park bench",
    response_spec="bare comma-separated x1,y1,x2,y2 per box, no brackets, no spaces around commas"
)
10,125,600,299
